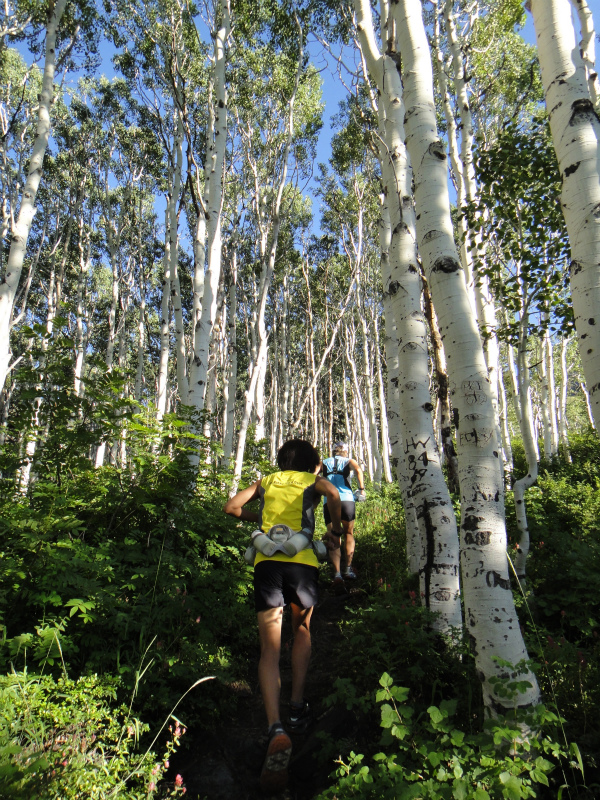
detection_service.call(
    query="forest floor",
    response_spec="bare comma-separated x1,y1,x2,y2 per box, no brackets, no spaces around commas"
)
171,572,367,800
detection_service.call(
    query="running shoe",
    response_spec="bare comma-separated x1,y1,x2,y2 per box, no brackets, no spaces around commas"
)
288,699,312,733
260,724,292,794
343,565,357,580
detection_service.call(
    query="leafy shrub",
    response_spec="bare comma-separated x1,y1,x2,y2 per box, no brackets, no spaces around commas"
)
0,671,186,799
0,349,255,723
318,673,585,800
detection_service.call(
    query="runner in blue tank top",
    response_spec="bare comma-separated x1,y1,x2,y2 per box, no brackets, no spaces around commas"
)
321,442,365,585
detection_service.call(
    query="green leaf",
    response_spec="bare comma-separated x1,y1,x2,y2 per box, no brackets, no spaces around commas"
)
569,742,585,776
379,672,393,688
499,772,523,800
380,703,396,728
531,768,549,786
452,777,468,799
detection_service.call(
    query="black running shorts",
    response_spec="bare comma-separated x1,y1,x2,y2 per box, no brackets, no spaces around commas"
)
254,560,319,612
323,500,355,525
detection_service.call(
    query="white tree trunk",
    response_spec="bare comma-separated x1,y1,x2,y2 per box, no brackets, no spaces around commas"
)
539,337,553,459
580,380,596,428
0,0,68,395
531,0,600,433
569,0,599,104
134,197,147,402
541,329,559,460
559,336,572,462
74,217,91,398
188,0,230,413
498,364,513,486
355,0,462,632
393,0,539,712
546,331,560,457
513,312,539,582
156,204,172,421
222,252,237,468
95,187,126,469
357,288,382,485
438,0,501,421
281,274,291,437
345,323,373,478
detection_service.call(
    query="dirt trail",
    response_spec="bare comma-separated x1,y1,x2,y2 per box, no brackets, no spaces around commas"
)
173,578,365,800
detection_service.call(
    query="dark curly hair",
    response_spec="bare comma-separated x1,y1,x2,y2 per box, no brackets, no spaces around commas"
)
277,439,320,473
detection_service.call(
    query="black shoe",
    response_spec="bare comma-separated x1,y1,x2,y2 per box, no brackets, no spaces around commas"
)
288,700,312,733
260,724,292,793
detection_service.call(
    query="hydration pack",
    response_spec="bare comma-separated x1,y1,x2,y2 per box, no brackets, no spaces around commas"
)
244,524,327,565
322,456,346,477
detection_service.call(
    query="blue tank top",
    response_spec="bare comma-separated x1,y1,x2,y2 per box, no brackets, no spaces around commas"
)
322,456,354,503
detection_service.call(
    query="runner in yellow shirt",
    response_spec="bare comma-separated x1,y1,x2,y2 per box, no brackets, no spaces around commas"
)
223,439,342,793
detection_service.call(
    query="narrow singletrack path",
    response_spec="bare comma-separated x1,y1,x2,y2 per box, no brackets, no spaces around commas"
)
173,575,366,799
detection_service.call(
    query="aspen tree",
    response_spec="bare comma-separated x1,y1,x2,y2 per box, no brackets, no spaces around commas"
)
17,189,82,492
221,247,238,469
580,379,595,428
187,0,230,414
539,334,555,461
558,337,572,462
354,0,462,630
345,320,373,477
530,0,600,432
74,213,91,397
0,0,68,395
497,365,513,485
156,203,172,421
436,1,501,430
512,302,539,584
392,0,539,712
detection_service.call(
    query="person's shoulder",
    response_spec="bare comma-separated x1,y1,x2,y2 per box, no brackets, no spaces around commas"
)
276,470,317,486
261,471,282,489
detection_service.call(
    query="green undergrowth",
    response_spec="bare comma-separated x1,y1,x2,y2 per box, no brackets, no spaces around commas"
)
0,343,258,795
317,672,579,800
507,430,600,770
0,438,255,724
319,436,600,799
0,671,186,799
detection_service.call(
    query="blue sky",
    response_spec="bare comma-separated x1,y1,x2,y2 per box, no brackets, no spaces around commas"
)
11,1,600,235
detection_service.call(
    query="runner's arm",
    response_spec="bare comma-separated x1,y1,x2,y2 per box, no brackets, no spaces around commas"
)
223,480,261,523
348,459,365,491
315,476,342,534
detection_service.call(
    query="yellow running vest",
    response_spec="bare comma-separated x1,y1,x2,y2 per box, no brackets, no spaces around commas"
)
254,470,319,568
